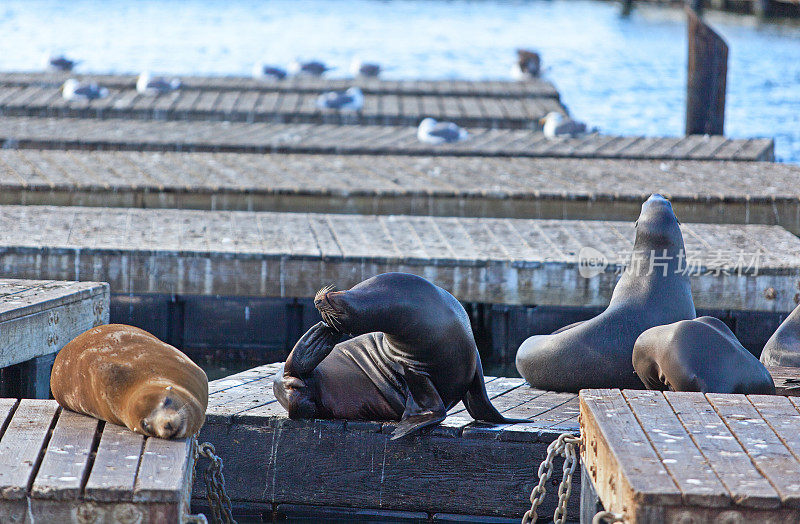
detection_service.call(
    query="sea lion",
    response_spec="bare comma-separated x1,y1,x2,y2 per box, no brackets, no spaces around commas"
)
761,302,800,367
515,194,696,392
633,316,775,394
273,272,523,439
51,324,208,439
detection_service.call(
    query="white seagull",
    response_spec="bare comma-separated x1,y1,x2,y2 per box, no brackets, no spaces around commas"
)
417,118,469,145
540,112,588,138
289,60,332,77
316,87,364,111
252,63,287,80
350,59,381,78
46,54,79,72
136,72,181,95
512,49,541,79
62,79,108,101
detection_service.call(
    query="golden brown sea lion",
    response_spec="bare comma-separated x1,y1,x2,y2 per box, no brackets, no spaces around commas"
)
51,324,208,439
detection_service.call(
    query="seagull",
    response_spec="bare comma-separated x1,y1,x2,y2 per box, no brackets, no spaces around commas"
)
512,49,541,79
540,112,588,138
316,87,364,111
350,59,381,78
252,63,287,80
46,54,79,72
136,72,181,95
417,118,469,145
289,60,332,77
61,79,108,101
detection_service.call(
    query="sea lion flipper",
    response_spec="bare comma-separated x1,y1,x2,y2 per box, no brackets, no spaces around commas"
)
391,368,446,440
464,358,526,424
285,321,342,376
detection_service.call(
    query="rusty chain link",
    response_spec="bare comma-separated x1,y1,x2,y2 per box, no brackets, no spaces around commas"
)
185,439,236,524
593,511,625,524
521,432,582,524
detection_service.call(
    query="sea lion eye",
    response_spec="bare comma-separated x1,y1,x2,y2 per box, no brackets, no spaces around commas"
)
141,419,150,431
163,397,173,408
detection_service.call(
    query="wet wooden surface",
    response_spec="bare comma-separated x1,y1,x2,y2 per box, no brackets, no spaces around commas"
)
581,388,800,523
0,205,797,311
0,116,775,160
0,399,194,522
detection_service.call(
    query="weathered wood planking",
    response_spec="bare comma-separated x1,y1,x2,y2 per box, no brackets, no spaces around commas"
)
0,399,195,522
0,85,565,129
1,150,799,230
0,116,775,160
195,363,580,520
580,389,800,523
0,279,109,367
0,71,561,98
0,206,798,311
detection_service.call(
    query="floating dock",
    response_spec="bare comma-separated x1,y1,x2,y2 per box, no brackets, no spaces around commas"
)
1,150,798,231
0,205,797,311
0,116,774,160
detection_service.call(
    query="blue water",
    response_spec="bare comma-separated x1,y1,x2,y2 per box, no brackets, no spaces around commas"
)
1,0,798,161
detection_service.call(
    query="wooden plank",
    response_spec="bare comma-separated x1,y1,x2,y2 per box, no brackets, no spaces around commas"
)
664,391,780,508
0,400,59,499
749,395,800,464
84,423,145,502
32,409,100,500
134,436,193,502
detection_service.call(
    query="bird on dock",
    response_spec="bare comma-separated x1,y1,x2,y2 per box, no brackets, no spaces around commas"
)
136,72,181,95
350,59,381,78
46,54,79,72
289,60,332,77
512,49,541,79
61,79,108,101
316,87,364,111
252,63,287,80
417,118,469,145
540,112,588,138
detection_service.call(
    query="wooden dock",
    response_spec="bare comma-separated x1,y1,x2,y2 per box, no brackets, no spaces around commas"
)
0,205,798,311
0,72,561,98
0,85,566,129
0,279,109,398
580,389,800,523
0,116,774,161
0,399,195,523
1,150,798,231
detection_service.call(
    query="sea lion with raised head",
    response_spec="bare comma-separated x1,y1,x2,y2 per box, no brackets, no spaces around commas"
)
274,272,523,439
633,316,775,394
51,324,208,439
761,302,800,367
515,194,697,392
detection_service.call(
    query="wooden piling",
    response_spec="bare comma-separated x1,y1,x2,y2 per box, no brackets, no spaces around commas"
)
685,7,728,136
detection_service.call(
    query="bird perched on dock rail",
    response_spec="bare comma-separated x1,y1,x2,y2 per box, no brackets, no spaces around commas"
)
289,60,332,77
46,54,79,72
417,118,469,145
540,111,588,138
136,72,181,95
252,63,287,80
61,79,108,101
512,49,541,79
350,59,381,78
316,87,364,111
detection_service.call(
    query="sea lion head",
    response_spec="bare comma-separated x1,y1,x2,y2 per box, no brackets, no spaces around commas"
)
314,272,438,335
128,383,205,439
633,193,682,250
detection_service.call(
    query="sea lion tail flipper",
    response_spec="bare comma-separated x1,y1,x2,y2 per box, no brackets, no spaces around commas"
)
285,321,342,377
391,368,446,440
464,359,526,424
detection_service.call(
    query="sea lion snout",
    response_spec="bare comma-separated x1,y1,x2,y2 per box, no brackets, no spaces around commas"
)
314,286,351,331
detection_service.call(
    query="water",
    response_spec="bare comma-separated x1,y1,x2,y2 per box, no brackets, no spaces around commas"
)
1,0,798,161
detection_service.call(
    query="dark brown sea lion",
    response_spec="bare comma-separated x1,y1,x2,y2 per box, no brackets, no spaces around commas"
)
515,194,697,392
633,316,775,394
761,303,800,367
274,272,522,439
51,324,208,439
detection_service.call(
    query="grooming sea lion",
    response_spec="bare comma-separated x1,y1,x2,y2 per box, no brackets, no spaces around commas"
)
51,324,208,439
633,316,775,394
761,302,800,367
274,272,523,439
515,194,697,392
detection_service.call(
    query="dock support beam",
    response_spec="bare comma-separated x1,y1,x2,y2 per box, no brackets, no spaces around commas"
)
685,7,728,136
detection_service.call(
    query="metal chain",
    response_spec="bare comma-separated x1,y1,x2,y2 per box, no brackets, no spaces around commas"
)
593,511,625,524
521,433,581,524
185,439,237,524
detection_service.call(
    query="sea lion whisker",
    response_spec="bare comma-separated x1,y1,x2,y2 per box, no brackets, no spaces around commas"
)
314,284,335,304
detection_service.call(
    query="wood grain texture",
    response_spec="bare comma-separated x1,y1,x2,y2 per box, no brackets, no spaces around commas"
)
0,400,59,499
